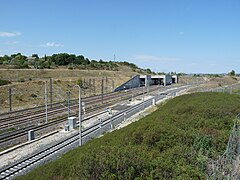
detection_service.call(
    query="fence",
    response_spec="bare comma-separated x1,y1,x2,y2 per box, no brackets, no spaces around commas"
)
196,83,240,95
207,114,240,179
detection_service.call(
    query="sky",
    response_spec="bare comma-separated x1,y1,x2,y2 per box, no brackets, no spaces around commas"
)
0,0,239,74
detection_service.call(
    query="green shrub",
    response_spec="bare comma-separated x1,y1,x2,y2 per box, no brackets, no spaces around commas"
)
18,78,25,82
18,92,240,179
0,79,11,86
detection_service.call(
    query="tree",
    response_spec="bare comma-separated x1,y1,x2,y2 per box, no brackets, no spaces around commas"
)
228,70,235,76
11,54,28,68
32,54,39,59
146,68,152,74
11,53,22,59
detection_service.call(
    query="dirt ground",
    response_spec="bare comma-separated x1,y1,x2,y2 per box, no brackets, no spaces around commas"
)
185,76,240,93
0,69,239,113
0,67,137,113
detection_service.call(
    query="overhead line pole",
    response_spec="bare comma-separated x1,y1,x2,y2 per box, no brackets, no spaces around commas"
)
9,87,12,112
93,79,96,95
83,79,86,96
106,76,108,93
73,85,82,146
67,91,70,119
112,79,114,91
101,78,104,104
45,81,48,123
89,78,92,96
50,78,53,108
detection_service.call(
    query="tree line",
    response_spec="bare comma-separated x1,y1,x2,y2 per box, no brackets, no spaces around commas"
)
0,53,156,74
0,53,119,70
0,53,188,76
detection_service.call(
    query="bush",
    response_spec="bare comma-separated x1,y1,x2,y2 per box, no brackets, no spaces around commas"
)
0,79,11,86
18,92,240,179
18,78,25,82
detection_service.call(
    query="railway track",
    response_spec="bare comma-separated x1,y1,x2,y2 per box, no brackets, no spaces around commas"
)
0,86,171,132
0,84,159,146
0,108,128,179
0,85,179,149
0,110,106,145
0,93,136,146
0,91,121,124
0,89,138,131
0,84,162,128
0,85,189,179
0,90,119,119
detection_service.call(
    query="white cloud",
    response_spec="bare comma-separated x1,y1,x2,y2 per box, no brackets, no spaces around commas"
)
41,42,64,47
179,31,185,35
0,32,21,37
133,54,180,62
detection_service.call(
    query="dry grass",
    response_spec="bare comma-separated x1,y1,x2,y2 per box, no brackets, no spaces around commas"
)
1,68,239,114
0,66,135,81
0,67,137,113
186,76,240,93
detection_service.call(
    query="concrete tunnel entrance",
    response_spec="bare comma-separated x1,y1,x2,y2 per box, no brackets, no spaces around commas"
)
114,74,178,92
151,78,164,86
140,78,146,86
172,78,176,84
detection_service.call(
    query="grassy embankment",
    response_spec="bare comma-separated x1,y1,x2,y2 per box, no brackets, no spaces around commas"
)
18,92,240,179
0,67,137,113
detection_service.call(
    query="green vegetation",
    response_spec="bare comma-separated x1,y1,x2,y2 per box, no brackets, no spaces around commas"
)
228,70,236,76
18,92,240,179
0,53,154,74
0,79,11,86
233,89,240,93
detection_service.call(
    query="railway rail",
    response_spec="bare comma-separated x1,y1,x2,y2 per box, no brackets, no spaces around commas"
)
0,85,179,149
0,85,189,179
0,93,135,147
0,85,165,131
0,91,124,125
0,85,164,148
0,110,105,145
0,89,140,130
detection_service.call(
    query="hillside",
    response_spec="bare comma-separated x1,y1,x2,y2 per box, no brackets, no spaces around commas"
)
0,66,138,113
0,52,155,113
17,92,240,179
0,53,149,73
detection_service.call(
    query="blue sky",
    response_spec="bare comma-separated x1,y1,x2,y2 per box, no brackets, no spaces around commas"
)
0,0,239,73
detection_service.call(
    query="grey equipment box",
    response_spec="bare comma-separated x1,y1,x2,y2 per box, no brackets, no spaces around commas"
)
68,117,77,130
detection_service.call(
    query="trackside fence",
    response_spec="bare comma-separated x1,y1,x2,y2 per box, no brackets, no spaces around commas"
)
207,114,240,180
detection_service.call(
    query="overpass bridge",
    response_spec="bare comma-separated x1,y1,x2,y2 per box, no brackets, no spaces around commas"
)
115,74,178,91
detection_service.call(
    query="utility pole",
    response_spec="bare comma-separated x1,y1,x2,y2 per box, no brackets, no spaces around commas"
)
45,81,48,123
112,79,114,91
73,85,82,146
83,78,86,96
67,91,70,119
89,78,92,96
101,78,104,104
142,85,144,101
93,79,96,95
49,78,53,108
147,78,149,93
131,80,133,101
9,87,12,112
106,77,108,93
